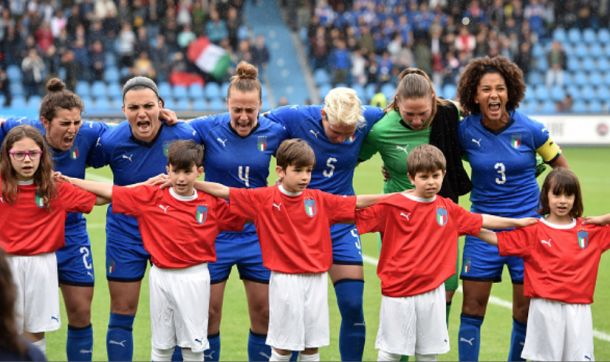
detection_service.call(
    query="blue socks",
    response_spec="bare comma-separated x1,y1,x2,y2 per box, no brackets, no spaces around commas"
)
248,330,271,361
67,324,93,361
171,346,182,361
107,313,134,361
204,332,221,361
508,318,527,361
458,313,484,362
334,279,366,361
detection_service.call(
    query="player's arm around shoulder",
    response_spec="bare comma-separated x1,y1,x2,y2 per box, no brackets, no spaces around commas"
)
193,180,230,199
59,175,112,204
355,192,396,209
582,213,610,226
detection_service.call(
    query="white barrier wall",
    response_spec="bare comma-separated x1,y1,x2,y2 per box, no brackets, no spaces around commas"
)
534,115,610,146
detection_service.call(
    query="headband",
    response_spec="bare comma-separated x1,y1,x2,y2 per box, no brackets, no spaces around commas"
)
122,76,160,103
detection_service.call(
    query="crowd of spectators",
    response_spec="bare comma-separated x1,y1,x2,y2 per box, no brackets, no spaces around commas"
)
0,0,271,104
291,0,604,93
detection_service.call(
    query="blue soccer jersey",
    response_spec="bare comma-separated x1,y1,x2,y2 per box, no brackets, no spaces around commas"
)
267,104,384,264
458,110,553,217
92,121,202,242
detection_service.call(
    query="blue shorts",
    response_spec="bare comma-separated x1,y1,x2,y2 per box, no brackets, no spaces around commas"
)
209,232,270,284
56,232,95,287
460,233,524,284
106,234,150,282
331,224,363,265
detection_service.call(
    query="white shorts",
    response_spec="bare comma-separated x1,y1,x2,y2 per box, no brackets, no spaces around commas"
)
149,263,210,352
376,284,449,356
267,271,329,351
8,253,61,334
522,298,594,361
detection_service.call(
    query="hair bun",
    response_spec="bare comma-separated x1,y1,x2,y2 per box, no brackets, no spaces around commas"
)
235,61,258,80
46,78,66,92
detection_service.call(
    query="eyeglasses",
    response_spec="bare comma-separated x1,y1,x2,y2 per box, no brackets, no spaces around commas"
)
8,151,43,161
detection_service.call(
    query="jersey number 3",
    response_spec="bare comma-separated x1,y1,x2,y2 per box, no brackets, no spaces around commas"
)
323,157,337,178
495,163,506,185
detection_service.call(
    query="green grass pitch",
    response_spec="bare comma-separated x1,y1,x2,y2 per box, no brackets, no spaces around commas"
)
45,147,610,361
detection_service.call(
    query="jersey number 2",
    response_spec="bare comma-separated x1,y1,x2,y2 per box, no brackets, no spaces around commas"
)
495,163,506,185
323,157,337,178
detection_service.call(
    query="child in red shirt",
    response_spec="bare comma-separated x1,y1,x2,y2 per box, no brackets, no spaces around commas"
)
355,144,536,361
478,168,610,361
0,125,100,356
65,140,246,362
193,138,390,361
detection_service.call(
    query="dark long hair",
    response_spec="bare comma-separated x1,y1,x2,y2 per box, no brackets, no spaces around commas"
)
538,167,584,218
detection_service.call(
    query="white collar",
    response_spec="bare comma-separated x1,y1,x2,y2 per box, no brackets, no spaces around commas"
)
169,186,198,201
279,184,303,197
401,193,436,203
540,217,577,229
18,180,35,186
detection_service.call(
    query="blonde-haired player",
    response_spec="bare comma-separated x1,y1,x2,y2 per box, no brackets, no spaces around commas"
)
266,88,385,361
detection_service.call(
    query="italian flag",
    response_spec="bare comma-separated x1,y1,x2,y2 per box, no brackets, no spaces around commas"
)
187,36,231,80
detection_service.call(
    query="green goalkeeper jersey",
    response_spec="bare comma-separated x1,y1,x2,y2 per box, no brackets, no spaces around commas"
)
359,110,431,194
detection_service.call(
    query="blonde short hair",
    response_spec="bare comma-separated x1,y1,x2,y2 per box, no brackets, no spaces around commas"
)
323,88,365,127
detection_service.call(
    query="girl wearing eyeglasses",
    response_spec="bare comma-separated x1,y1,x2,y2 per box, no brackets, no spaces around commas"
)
0,125,107,357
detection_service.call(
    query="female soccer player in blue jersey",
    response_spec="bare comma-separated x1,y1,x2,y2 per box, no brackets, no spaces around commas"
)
266,88,385,361
188,61,289,362
456,55,569,362
88,76,201,362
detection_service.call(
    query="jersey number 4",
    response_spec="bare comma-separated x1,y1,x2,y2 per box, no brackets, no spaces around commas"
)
495,163,506,185
323,157,337,178
239,166,250,187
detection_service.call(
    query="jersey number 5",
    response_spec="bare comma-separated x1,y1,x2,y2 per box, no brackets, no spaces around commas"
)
495,163,506,185
323,157,337,178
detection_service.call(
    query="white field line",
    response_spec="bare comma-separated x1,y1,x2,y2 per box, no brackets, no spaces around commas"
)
85,173,113,184
362,253,610,343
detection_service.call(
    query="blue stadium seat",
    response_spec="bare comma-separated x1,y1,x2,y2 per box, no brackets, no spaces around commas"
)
568,28,582,44
158,82,172,100
91,81,107,98
314,69,330,85
6,65,22,82
9,83,24,96
596,58,610,72
28,95,42,108
352,84,365,101
189,84,205,100
364,83,376,101
519,100,531,113
110,96,123,107
0,94,6,107
580,86,596,102
161,97,175,110
604,73,610,86
237,25,249,41
566,85,581,100
318,84,332,99
172,86,188,100
590,72,603,87
10,96,26,109
605,46,610,58
92,97,110,111
552,28,567,43
562,43,574,56
573,71,588,87
261,101,272,112
528,71,544,85
191,100,209,112
75,82,91,98
533,85,549,102
176,97,190,111
572,101,587,113
107,83,122,99
598,29,610,43
335,83,348,88
567,58,580,72
573,44,588,59
550,86,565,102
381,83,396,99
589,44,603,59
208,98,225,111
105,52,117,67
583,28,597,44
540,100,556,113
442,84,457,100
104,67,120,83
588,100,603,113
221,82,230,97
205,82,221,100
261,85,268,99
581,58,595,71
535,57,549,72
597,86,610,100
531,44,545,59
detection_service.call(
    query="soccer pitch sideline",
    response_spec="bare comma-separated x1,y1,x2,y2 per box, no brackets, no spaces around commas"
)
44,148,610,361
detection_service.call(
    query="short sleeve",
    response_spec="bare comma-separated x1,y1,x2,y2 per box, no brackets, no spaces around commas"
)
355,204,386,234
214,198,246,233
597,225,610,252
266,105,301,137
497,226,536,259
85,121,110,168
361,105,385,131
526,116,552,150
322,193,356,224
358,125,381,162
111,185,154,217
189,116,216,143
535,136,562,164
229,187,268,219
59,181,97,214
448,201,483,237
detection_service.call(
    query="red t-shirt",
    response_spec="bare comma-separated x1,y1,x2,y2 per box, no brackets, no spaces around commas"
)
356,193,483,297
0,180,97,255
112,185,246,269
498,218,610,304
229,186,357,274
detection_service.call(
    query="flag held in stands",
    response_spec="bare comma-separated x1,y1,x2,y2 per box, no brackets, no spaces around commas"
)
187,37,231,80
